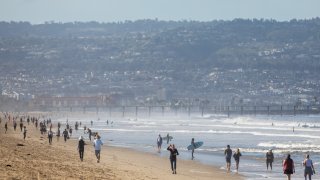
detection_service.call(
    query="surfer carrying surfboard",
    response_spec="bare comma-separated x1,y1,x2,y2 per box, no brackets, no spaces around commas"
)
191,138,195,160
167,144,179,174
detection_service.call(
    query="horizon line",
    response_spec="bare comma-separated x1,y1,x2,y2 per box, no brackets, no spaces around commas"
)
1,17,320,25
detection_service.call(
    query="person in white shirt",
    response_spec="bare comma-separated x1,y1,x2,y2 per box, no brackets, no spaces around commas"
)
93,134,103,163
303,154,315,180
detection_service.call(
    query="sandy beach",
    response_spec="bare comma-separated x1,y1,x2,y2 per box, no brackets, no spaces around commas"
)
0,118,243,180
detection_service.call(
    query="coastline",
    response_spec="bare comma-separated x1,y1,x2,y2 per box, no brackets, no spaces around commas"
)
0,119,243,180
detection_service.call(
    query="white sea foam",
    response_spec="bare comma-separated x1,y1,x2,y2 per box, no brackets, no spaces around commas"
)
258,142,320,149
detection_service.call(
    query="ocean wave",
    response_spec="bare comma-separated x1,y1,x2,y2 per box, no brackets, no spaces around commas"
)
258,142,320,149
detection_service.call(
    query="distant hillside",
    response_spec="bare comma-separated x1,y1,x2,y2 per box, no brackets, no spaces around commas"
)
0,19,319,105
1,19,320,71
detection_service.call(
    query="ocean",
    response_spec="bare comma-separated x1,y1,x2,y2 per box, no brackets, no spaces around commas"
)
54,111,320,179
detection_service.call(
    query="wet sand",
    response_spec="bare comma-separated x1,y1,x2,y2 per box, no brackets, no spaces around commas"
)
0,122,243,179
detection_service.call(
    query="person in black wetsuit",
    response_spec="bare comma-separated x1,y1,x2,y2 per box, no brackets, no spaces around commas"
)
224,145,232,172
78,136,85,161
167,144,179,174
63,129,68,142
191,138,195,160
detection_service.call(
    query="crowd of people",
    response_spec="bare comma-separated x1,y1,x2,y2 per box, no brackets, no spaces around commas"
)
157,133,316,179
223,145,315,180
1,112,104,164
1,113,318,179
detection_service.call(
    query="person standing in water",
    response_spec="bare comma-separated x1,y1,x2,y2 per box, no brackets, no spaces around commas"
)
233,148,242,172
157,134,163,152
166,133,170,144
303,154,315,180
283,154,295,180
224,145,232,172
191,138,196,160
167,144,179,174
78,136,85,161
266,149,274,170
93,135,103,163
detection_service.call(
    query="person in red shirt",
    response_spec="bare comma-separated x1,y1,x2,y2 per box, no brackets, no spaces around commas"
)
283,154,295,180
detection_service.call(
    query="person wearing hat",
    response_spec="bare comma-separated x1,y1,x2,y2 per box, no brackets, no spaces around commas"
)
78,136,85,161
93,134,103,163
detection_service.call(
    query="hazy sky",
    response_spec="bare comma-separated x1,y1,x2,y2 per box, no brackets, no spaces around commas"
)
1,0,319,24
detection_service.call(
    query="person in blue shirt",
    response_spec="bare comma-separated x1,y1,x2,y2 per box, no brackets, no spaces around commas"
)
93,134,103,163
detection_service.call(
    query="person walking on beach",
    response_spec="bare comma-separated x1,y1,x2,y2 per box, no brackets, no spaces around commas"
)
19,121,23,132
233,148,242,172
157,134,163,152
5,122,8,133
93,134,103,163
283,154,295,180
48,130,53,145
167,144,179,174
303,154,315,180
78,136,85,161
23,126,27,140
13,121,17,131
69,127,72,137
63,129,68,142
56,128,60,141
191,138,196,160
88,128,92,141
224,145,232,172
266,149,274,170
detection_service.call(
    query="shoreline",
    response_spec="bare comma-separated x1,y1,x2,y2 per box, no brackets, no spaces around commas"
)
0,117,243,180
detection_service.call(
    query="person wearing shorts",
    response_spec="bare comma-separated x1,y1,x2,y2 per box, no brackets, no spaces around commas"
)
93,134,103,163
224,145,232,172
303,154,315,180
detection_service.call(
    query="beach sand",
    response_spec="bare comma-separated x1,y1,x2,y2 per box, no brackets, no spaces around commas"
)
0,122,243,179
